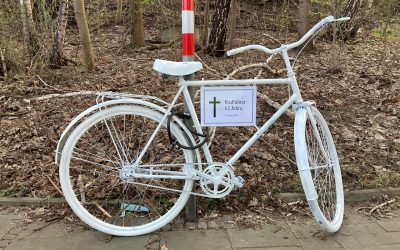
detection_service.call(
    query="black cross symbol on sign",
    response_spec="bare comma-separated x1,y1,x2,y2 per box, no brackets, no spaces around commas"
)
209,97,220,117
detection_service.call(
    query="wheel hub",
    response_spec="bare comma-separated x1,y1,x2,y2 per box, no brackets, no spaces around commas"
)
119,164,137,181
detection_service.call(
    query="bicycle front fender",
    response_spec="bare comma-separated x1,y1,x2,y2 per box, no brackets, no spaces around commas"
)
55,98,202,167
294,107,318,200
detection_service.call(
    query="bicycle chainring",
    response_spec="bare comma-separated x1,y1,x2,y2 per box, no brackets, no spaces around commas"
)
199,164,235,198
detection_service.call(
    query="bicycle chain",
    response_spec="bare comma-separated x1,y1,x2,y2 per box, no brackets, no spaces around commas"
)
89,162,233,198
127,178,215,198
128,162,230,198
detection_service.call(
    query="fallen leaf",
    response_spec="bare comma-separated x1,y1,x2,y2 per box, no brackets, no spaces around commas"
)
341,127,357,141
374,133,385,141
160,243,168,250
249,197,258,207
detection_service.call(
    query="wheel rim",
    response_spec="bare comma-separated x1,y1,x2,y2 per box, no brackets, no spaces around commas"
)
60,106,193,235
305,108,343,226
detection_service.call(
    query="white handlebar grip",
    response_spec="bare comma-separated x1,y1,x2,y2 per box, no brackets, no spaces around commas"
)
334,17,350,22
227,48,241,56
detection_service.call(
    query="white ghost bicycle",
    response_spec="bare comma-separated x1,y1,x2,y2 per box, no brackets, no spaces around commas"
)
56,16,349,236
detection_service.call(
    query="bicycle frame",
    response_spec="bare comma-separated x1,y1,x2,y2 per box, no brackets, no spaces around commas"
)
135,47,303,170
56,15,348,236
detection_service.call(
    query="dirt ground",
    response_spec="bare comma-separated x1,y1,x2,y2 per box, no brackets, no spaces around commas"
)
0,4,399,213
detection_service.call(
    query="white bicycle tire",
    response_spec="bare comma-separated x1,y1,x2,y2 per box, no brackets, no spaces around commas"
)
59,105,194,236
294,106,344,232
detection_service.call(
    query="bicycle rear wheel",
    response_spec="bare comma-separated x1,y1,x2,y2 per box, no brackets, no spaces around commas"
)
294,106,344,232
59,105,194,236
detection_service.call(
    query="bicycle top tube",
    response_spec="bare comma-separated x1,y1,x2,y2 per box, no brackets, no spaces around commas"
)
227,16,349,56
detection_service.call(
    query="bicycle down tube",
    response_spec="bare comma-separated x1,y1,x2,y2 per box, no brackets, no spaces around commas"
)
180,78,299,169
135,47,303,170
57,15,349,237
182,47,303,168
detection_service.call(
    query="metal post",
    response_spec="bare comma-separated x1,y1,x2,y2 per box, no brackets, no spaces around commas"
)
182,0,196,221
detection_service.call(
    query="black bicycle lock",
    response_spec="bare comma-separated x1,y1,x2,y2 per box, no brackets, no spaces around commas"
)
167,112,209,150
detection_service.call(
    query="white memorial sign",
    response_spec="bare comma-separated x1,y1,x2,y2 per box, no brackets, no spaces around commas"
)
201,86,256,127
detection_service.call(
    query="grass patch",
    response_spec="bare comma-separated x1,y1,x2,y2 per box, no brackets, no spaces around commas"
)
1,182,30,197
372,24,400,39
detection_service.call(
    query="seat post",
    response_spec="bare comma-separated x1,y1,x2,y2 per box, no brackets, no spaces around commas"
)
182,0,196,222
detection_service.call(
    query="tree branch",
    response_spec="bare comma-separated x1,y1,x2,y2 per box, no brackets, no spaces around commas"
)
257,92,294,119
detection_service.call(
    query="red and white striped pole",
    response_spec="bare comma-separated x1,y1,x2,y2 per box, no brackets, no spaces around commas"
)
182,0,196,221
182,0,195,61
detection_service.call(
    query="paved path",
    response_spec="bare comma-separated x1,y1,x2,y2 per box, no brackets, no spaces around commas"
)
1,205,399,250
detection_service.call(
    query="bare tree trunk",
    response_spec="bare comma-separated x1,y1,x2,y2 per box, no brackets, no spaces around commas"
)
24,0,34,32
379,0,396,75
50,0,69,68
342,0,365,38
115,0,123,24
297,0,314,50
226,0,239,50
298,0,310,37
73,0,95,70
130,0,145,47
329,0,368,40
201,0,210,50
205,0,231,56
0,48,7,78
20,0,39,57
20,0,29,42
366,0,373,15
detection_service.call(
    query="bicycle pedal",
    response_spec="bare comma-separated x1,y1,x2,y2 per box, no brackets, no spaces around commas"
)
235,176,245,188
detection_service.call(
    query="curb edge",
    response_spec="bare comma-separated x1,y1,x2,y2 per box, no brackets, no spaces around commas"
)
1,188,399,207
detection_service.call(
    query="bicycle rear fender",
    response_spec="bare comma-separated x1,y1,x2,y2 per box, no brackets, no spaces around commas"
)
55,98,201,167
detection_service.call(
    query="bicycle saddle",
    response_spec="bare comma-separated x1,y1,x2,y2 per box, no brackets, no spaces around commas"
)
153,59,202,76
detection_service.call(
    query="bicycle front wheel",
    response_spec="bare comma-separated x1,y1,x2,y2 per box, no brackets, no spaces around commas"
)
59,105,194,236
294,106,344,233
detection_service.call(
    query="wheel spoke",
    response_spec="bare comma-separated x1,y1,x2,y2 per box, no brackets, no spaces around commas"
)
60,106,194,235
299,107,343,229
70,154,119,173
103,117,129,164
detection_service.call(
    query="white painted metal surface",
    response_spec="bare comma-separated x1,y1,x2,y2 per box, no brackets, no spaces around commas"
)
57,16,349,236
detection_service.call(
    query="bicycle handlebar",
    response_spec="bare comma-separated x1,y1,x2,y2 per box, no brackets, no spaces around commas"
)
227,16,350,56
227,45,280,56
333,17,350,22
